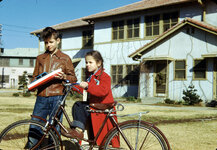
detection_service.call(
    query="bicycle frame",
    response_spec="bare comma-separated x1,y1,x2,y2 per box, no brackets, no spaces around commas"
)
30,82,171,150
30,83,119,150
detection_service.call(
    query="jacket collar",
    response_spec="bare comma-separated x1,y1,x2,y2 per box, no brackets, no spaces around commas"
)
42,49,62,59
93,68,104,77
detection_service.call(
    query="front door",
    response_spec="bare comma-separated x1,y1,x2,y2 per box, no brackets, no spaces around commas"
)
155,61,167,96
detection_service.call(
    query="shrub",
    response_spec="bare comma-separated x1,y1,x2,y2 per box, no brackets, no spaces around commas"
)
206,100,217,107
126,96,136,102
12,93,19,97
182,84,202,105
23,92,31,97
164,98,175,104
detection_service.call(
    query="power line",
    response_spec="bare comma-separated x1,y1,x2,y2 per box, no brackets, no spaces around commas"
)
2,24,37,30
3,29,30,34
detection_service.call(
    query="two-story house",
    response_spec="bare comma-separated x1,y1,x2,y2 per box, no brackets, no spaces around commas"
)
0,48,38,88
31,0,217,102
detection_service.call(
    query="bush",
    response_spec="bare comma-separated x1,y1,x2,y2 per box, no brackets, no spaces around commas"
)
126,96,136,102
23,92,31,97
12,93,19,97
125,96,141,102
206,100,217,107
164,98,175,104
182,84,202,105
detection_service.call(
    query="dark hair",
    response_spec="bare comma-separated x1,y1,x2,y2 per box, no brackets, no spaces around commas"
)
85,50,104,79
41,27,61,41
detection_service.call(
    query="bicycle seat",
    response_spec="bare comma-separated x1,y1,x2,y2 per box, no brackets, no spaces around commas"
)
89,101,117,110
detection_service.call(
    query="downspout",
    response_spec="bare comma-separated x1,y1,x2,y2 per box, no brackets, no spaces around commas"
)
198,0,206,22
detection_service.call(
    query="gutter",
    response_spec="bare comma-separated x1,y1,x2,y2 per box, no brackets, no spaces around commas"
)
198,0,206,22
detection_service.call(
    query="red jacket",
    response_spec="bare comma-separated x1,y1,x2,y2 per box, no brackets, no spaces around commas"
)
74,69,119,147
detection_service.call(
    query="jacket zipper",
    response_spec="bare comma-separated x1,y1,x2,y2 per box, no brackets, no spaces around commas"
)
46,54,53,96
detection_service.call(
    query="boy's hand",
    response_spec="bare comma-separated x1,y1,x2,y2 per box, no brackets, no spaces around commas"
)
55,71,66,80
80,81,88,89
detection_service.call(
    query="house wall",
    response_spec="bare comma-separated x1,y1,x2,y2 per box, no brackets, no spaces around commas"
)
139,26,217,101
0,67,34,88
0,48,37,89
206,0,217,25
35,1,216,98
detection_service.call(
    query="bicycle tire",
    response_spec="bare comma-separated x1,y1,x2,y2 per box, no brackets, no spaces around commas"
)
103,120,170,150
0,119,60,150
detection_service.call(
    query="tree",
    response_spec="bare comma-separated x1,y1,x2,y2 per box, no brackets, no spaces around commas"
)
182,84,202,105
18,71,28,92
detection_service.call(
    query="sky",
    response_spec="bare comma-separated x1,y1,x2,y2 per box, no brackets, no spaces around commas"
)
0,0,141,49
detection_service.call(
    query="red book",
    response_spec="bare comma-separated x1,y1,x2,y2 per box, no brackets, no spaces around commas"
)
28,68,62,91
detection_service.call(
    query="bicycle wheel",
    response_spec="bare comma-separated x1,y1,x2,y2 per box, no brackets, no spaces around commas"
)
0,119,60,150
103,120,169,150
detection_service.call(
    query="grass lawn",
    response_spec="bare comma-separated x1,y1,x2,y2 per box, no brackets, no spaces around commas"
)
0,94,216,150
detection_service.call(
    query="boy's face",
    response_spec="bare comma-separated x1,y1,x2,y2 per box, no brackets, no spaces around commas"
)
44,35,60,53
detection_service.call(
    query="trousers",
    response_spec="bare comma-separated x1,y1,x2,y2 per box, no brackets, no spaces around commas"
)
71,101,90,131
26,95,63,149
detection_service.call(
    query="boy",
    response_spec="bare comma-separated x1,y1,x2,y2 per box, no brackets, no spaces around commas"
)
26,27,77,148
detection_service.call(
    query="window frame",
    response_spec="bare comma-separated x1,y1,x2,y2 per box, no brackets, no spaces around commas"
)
81,68,86,81
145,14,160,37
19,58,23,65
82,30,93,48
112,20,125,40
193,59,207,80
163,11,179,32
0,75,9,83
174,60,186,80
111,64,139,85
0,58,10,67
126,18,140,39
144,11,179,38
30,59,34,67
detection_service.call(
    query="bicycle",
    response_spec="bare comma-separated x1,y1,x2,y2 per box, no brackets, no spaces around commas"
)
0,81,171,150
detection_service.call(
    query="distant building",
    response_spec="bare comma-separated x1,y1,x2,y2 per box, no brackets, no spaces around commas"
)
0,48,38,88
31,0,217,101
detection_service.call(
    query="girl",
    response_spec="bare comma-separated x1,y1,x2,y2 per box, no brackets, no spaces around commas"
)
62,50,119,147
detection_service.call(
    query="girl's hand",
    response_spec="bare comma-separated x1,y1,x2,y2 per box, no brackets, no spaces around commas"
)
80,81,88,89
55,71,66,80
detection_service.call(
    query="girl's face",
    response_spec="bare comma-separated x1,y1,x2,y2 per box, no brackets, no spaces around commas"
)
85,55,101,73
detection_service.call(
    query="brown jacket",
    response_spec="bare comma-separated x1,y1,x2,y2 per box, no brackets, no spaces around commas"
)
32,50,77,97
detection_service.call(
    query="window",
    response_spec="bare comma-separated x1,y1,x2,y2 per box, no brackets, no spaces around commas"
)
0,58,9,67
111,65,123,84
111,64,139,85
163,12,178,32
82,30,93,48
112,20,124,40
194,59,206,79
81,68,86,81
125,65,139,85
175,60,186,79
145,15,160,36
30,59,34,67
0,75,9,83
19,59,23,65
127,18,140,38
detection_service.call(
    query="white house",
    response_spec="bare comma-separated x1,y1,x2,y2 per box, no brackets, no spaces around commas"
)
31,0,217,101
0,48,38,88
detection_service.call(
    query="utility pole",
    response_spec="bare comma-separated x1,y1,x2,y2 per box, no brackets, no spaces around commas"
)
0,24,2,47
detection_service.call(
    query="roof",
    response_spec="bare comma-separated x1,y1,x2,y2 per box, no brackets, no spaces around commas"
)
129,17,217,60
31,0,197,34
31,18,89,35
83,0,197,21
1,48,38,57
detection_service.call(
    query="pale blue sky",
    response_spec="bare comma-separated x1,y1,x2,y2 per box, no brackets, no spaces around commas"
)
0,0,141,49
